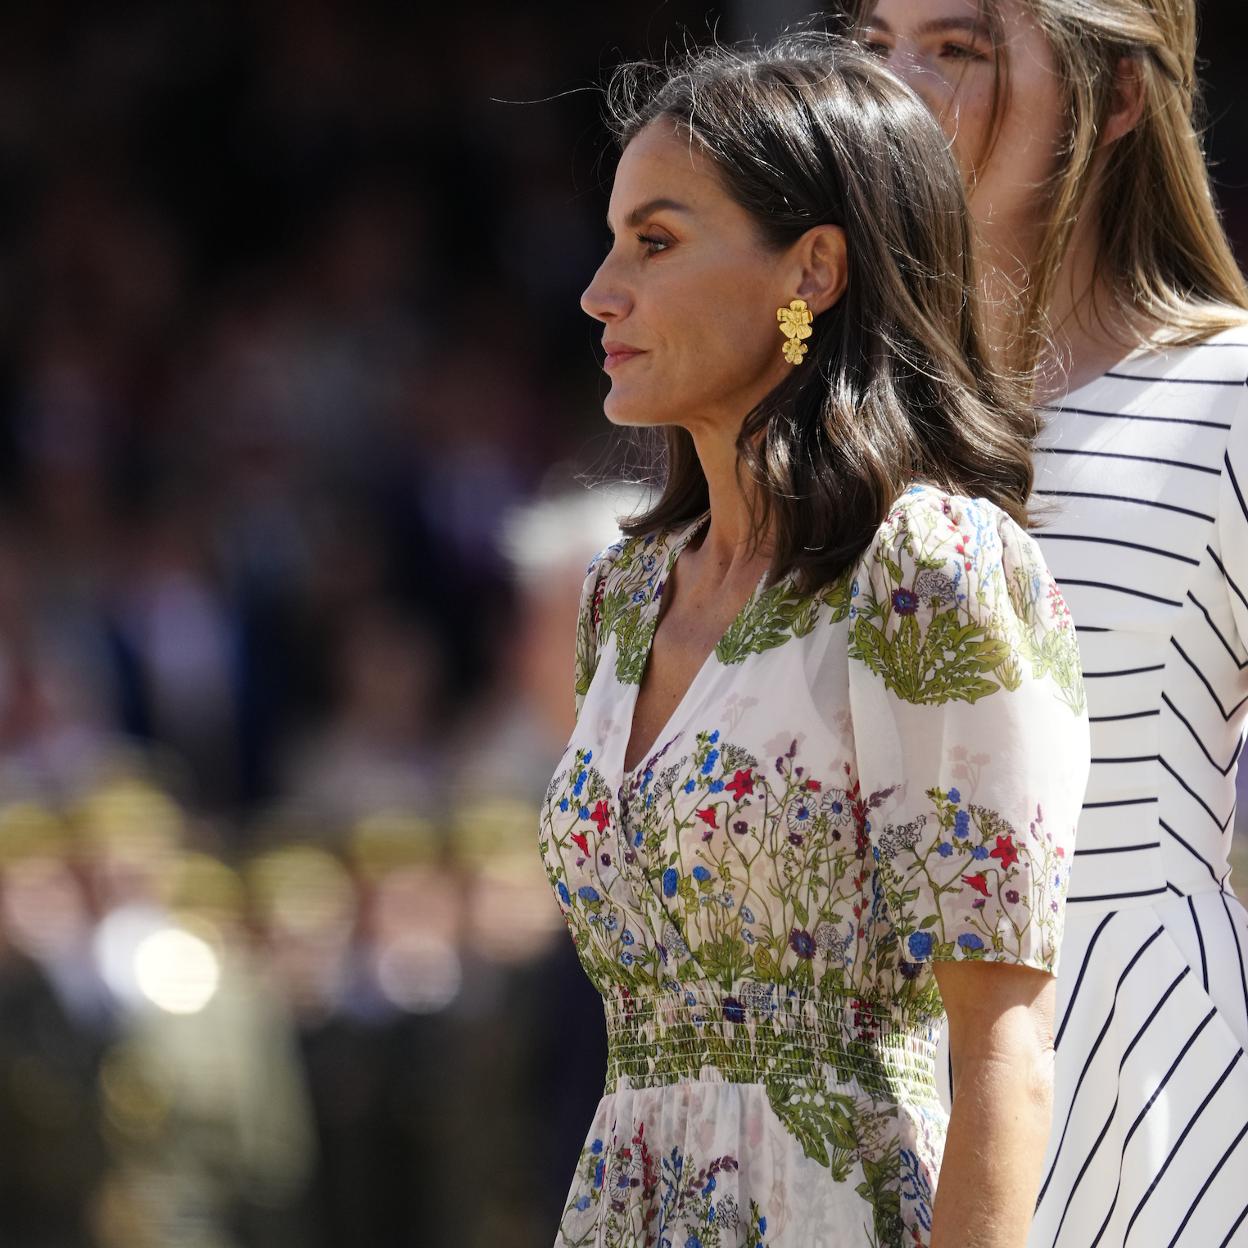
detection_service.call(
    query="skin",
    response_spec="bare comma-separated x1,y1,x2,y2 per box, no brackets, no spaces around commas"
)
864,0,1149,395
580,119,846,772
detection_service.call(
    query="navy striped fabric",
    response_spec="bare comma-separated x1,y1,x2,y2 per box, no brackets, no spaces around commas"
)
937,329,1248,1247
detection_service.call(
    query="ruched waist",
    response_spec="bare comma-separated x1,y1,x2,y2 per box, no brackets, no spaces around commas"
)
603,980,941,1102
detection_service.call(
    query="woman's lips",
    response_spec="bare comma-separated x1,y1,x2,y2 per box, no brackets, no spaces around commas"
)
603,344,645,371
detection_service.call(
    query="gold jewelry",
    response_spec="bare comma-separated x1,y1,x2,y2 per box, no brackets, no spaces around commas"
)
777,298,813,365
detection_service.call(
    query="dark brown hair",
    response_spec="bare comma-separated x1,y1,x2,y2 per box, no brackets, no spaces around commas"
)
602,32,1039,592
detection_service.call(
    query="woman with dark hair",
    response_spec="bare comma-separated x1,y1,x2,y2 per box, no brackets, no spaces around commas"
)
859,2,1248,1244
538,33,1089,1247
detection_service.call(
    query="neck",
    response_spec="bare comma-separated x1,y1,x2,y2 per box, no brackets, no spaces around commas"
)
976,192,1159,403
685,419,772,576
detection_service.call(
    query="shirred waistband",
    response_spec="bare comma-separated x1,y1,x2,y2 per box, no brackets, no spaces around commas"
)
603,982,940,1101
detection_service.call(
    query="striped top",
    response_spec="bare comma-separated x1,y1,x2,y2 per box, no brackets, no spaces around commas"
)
1031,325,1248,908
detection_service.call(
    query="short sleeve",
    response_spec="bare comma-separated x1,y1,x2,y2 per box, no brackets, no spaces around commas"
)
847,487,1090,977
1218,384,1248,652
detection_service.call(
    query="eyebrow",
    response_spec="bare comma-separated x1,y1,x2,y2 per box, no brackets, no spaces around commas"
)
605,197,694,236
866,14,994,40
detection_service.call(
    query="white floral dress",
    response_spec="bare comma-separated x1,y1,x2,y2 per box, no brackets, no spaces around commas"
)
539,484,1090,1248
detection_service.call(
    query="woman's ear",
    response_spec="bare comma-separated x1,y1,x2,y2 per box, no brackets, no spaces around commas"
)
1101,54,1147,147
794,224,849,315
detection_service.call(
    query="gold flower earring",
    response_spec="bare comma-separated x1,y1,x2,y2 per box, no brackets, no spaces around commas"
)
777,298,814,365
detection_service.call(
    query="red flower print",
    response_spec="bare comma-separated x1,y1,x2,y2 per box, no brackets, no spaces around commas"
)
590,800,611,833
724,769,754,800
570,831,589,856
695,807,718,830
989,834,1018,870
1056,846,1065,858
963,873,990,897
805,779,822,792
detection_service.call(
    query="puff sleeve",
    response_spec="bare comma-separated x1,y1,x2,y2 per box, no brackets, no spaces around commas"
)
847,486,1090,977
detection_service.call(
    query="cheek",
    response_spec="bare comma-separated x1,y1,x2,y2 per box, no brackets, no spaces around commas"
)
940,79,997,181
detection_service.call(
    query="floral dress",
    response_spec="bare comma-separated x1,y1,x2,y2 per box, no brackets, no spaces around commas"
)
539,483,1090,1248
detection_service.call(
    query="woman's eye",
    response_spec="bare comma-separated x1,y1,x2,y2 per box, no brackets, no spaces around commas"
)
636,233,670,255
940,42,988,62
862,38,891,58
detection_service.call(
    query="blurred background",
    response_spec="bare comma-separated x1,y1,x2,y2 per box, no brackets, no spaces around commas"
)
0,3,1244,1246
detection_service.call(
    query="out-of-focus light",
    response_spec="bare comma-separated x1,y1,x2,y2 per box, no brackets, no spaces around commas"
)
247,845,356,936
1,854,90,959
373,932,461,1014
94,904,169,1008
133,926,220,1015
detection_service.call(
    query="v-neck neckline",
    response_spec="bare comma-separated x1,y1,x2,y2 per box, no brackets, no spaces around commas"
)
619,512,774,779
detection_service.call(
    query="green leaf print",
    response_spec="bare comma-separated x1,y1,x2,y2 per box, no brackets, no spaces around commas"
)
851,607,1012,705
765,1078,858,1179
715,582,823,666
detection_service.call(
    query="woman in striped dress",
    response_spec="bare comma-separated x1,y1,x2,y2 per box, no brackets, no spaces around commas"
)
858,1,1248,1244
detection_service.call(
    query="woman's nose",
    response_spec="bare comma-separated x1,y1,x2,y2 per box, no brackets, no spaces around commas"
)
580,255,630,324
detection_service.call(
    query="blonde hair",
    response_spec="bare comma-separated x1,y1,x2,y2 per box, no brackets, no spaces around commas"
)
854,0,1248,376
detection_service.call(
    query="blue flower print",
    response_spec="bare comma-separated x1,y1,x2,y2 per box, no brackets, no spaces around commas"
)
937,842,953,857
634,828,644,846
578,805,590,820
620,950,634,965
559,798,569,812
709,730,719,744
577,886,600,902
662,868,679,897
583,750,593,763
573,769,587,797
740,906,756,924
947,787,961,804
701,749,720,774
954,809,971,837
907,930,934,960
957,933,984,951
594,1158,605,1188
557,882,570,905
692,865,711,882
971,845,989,860
709,780,724,793
685,1237,703,1248
575,1194,590,1211
621,930,634,944
684,780,696,793
899,1147,933,1231
590,1138,603,1154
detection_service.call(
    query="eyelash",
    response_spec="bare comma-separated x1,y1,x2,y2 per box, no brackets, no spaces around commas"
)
859,38,988,63
941,42,988,62
636,233,669,255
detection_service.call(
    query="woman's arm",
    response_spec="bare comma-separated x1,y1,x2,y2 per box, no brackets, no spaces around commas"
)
929,960,1058,1248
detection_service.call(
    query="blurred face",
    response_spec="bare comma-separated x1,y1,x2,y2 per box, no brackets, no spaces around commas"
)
580,120,792,431
862,0,1064,243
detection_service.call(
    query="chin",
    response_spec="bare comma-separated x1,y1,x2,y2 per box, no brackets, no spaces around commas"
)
602,388,672,428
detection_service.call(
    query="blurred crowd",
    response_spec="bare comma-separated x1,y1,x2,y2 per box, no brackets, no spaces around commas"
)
0,2,1246,1246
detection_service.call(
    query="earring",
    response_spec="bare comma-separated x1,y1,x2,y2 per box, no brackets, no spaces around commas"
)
777,298,813,365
